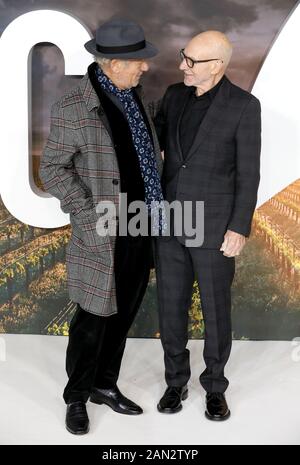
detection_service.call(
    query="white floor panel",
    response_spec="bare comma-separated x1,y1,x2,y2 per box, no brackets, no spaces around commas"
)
0,334,299,445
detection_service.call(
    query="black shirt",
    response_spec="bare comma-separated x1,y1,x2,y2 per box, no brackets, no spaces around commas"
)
180,76,225,158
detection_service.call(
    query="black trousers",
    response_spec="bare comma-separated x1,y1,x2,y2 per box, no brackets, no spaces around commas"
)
63,234,153,404
155,236,235,393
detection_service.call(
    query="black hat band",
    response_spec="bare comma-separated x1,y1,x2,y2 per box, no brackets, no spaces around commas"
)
96,39,146,54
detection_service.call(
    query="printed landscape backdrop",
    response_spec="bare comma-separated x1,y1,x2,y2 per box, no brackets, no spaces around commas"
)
0,0,299,340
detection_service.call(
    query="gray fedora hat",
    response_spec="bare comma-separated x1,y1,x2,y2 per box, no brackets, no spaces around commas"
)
84,18,158,59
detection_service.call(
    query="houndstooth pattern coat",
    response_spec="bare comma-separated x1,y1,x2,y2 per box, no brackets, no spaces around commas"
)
39,68,163,316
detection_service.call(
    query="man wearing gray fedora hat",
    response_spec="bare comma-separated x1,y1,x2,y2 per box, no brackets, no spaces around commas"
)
39,18,162,435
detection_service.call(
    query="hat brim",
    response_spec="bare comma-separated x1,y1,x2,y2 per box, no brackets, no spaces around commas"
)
84,38,158,59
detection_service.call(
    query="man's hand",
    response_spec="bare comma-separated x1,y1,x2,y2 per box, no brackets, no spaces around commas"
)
220,229,246,257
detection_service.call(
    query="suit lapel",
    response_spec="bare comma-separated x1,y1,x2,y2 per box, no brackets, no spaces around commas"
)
183,76,231,163
175,87,193,161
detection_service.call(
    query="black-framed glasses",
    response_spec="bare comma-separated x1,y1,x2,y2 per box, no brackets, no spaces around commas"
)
179,49,223,68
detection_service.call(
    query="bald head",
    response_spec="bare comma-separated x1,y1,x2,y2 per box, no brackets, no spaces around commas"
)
187,31,233,69
180,30,233,94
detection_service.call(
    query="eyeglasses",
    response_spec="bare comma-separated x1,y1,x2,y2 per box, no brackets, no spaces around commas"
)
179,49,223,68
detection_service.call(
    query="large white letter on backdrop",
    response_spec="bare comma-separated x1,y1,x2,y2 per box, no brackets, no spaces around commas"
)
253,3,300,207
0,10,92,228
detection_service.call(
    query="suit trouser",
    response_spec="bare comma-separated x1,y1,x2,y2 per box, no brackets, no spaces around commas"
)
155,236,235,393
63,234,153,404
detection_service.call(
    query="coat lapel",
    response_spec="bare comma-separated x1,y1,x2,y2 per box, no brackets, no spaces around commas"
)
183,76,231,163
80,66,113,140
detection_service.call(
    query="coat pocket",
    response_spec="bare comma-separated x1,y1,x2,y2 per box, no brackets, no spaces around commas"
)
70,210,111,255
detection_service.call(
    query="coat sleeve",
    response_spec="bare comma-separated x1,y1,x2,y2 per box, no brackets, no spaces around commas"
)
227,96,261,237
39,100,96,223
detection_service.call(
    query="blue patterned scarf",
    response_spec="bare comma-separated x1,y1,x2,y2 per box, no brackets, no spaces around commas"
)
95,65,166,234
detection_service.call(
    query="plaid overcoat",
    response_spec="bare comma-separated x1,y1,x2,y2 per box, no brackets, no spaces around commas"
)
39,69,163,316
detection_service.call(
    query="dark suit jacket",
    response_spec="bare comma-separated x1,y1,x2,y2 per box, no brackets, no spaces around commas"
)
154,76,261,248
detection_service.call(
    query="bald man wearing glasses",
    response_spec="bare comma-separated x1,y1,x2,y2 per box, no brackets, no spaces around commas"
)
154,31,261,420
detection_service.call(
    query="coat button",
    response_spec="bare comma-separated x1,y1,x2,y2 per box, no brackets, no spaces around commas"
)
182,164,187,168
112,179,119,185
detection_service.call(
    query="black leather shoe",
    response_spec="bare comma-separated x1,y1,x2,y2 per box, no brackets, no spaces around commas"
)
65,401,90,435
205,392,230,421
89,386,143,415
157,385,188,413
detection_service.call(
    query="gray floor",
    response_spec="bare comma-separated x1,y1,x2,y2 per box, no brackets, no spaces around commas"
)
0,334,299,445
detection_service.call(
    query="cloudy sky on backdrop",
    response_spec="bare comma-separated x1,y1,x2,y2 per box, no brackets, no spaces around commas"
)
0,0,298,154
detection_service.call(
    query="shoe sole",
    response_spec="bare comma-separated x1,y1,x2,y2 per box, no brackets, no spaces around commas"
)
205,409,231,421
157,389,188,414
89,395,143,415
